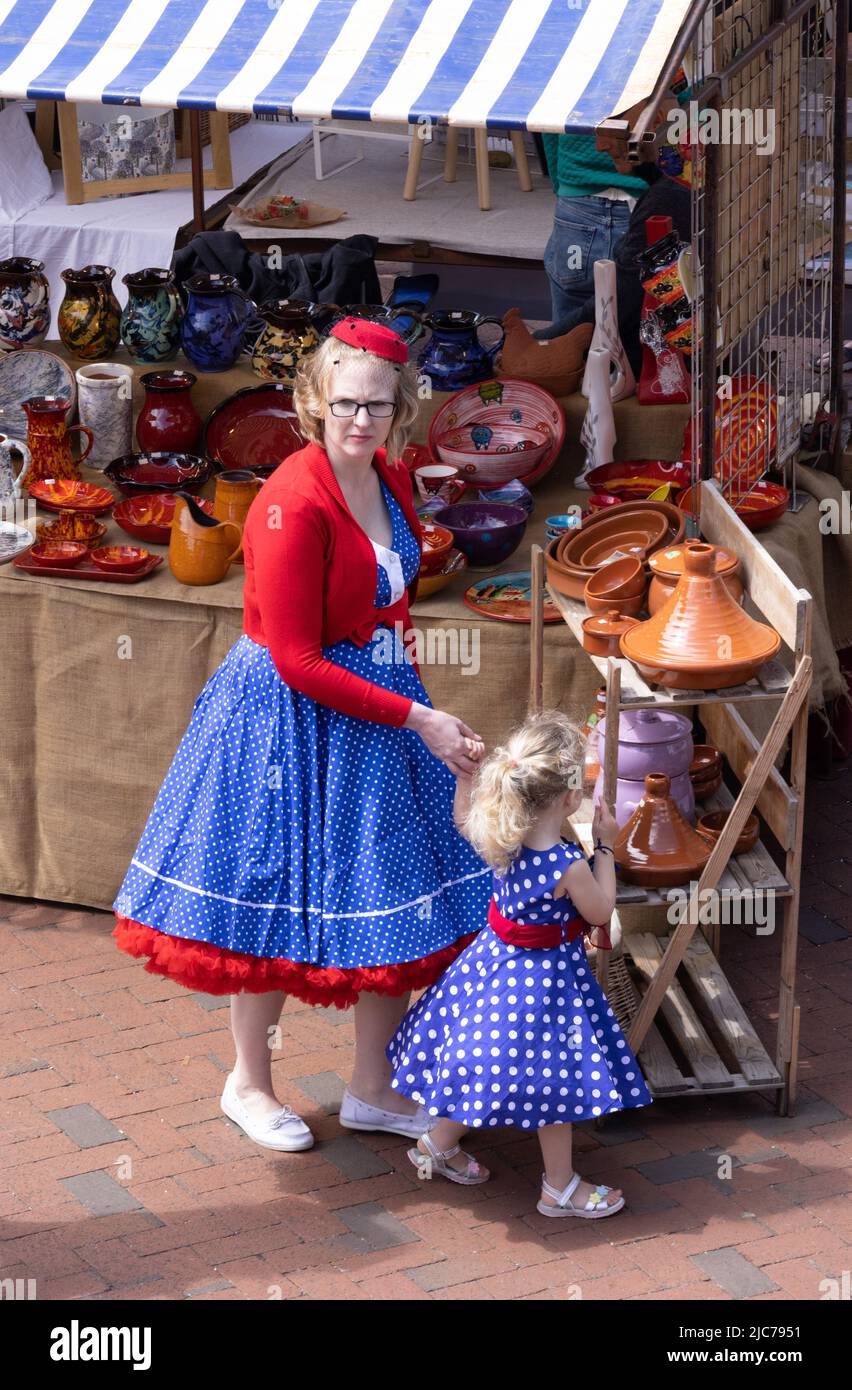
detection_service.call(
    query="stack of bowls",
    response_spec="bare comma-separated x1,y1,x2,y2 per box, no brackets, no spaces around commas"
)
583,556,647,617
544,500,685,601
689,745,723,801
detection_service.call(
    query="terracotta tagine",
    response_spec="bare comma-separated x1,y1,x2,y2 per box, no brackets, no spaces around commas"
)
648,541,744,615
614,773,712,887
22,396,93,485
168,491,243,585
582,609,640,657
620,541,781,689
594,708,695,827
212,469,262,563
136,370,202,453
58,265,122,360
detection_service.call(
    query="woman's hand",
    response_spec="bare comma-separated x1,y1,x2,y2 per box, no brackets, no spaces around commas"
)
592,797,619,850
408,706,484,776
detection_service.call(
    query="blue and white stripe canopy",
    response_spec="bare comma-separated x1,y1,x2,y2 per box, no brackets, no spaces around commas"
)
0,0,692,133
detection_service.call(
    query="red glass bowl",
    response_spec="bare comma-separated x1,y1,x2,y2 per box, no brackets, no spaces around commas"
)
113,491,214,544
28,540,87,567
90,544,151,573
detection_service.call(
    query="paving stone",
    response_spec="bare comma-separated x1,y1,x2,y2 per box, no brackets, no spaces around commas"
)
61,1172,145,1217
3,1059,50,1077
320,1137,393,1180
798,910,850,945
185,1278,237,1296
691,1248,779,1298
191,994,231,1012
593,1119,648,1146
636,1148,741,1186
334,1201,419,1251
292,1070,345,1115
747,1095,846,1136
46,1103,126,1149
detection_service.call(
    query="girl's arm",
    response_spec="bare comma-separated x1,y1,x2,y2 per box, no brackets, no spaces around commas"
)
553,799,619,925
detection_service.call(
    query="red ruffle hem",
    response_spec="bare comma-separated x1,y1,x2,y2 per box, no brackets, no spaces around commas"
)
112,915,479,1009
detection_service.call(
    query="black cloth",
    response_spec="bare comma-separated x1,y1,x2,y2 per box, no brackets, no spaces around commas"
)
534,172,692,379
172,231,381,308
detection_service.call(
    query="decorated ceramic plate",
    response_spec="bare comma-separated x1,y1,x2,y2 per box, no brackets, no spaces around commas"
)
203,383,305,477
0,348,76,438
463,570,561,623
0,521,35,565
28,479,116,513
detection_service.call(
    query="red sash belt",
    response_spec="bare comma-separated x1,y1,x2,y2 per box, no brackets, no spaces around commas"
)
487,896,612,951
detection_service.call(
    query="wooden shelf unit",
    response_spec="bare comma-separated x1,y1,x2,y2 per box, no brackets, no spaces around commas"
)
529,481,812,1114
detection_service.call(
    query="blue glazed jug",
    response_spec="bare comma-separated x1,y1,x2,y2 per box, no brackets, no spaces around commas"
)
180,273,253,373
418,309,505,391
121,268,183,362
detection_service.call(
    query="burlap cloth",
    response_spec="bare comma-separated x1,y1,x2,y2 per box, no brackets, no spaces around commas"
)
0,344,844,909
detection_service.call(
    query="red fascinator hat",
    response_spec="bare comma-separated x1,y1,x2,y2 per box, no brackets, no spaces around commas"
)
328,317,408,364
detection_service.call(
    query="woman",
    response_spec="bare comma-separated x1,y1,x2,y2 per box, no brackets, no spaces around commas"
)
113,317,492,1152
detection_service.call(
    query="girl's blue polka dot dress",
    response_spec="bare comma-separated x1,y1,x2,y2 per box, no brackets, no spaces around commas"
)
113,478,491,975
388,840,653,1126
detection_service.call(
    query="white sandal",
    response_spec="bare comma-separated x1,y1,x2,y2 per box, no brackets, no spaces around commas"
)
407,1130,490,1186
537,1171,625,1219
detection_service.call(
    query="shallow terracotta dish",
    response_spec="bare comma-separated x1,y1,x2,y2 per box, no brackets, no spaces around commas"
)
579,530,653,570
544,537,593,599
28,540,87,568
583,555,646,601
697,809,759,856
614,773,712,887
90,544,151,573
582,609,640,657
415,547,467,598
620,541,781,689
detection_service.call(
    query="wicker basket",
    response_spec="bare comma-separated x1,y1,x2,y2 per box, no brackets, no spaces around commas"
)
587,917,640,1035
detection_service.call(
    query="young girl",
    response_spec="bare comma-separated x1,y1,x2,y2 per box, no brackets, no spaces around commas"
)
386,710,653,1218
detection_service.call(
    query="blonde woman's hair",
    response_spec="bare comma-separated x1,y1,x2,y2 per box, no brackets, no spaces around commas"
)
293,335,420,463
463,710,587,876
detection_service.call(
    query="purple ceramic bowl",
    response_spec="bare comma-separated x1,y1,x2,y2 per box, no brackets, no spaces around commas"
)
432,501,527,568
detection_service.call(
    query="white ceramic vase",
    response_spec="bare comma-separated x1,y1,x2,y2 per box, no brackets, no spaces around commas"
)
75,362,133,469
578,347,617,488
581,259,636,402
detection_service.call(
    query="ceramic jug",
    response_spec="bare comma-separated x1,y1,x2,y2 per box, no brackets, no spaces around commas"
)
121,268,183,362
0,433,33,514
0,258,50,349
58,265,122,360
418,310,505,391
212,469,262,563
168,490,242,585
180,273,253,373
22,396,94,485
136,370,201,453
578,348,616,487
250,299,324,381
581,260,636,402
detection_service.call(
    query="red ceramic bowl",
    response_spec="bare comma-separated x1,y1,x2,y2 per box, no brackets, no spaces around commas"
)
585,460,692,500
419,521,455,576
585,492,623,514
690,745,722,776
112,491,214,544
203,382,305,477
732,481,789,530
28,540,87,567
104,451,210,496
28,479,115,514
90,544,151,573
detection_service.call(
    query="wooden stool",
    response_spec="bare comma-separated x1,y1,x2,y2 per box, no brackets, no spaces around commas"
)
404,125,532,210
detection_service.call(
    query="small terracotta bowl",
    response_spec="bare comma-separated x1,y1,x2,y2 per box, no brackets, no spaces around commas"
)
584,556,646,602
690,745,722,777
90,545,151,573
582,609,640,657
579,530,651,570
29,540,87,568
584,585,645,618
691,771,723,802
697,809,760,856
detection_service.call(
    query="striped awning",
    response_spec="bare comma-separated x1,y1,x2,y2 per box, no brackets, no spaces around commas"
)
0,0,693,133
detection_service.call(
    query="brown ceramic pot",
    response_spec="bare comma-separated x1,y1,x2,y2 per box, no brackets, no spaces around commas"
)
584,588,645,618
212,469,262,564
614,772,712,887
620,541,781,689
544,536,593,599
648,541,744,615
582,609,640,657
697,809,760,856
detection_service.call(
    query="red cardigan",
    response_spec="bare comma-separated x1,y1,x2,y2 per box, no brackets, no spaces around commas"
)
242,441,423,726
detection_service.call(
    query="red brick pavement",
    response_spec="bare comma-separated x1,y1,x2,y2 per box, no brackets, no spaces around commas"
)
2,769,852,1302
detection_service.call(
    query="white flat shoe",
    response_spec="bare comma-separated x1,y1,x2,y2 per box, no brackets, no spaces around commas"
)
220,1074,314,1152
339,1088,432,1139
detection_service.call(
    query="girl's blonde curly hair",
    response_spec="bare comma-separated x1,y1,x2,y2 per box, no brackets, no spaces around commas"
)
462,710,587,877
293,335,421,463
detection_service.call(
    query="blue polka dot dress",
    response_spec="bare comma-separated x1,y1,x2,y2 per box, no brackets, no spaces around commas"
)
387,839,653,1126
113,478,491,1002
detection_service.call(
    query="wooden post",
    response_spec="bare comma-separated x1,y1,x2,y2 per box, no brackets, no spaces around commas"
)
209,111,233,188
474,127,491,210
510,130,532,191
444,126,459,183
56,100,84,204
403,127,426,201
35,101,61,169
190,108,205,233
529,544,544,714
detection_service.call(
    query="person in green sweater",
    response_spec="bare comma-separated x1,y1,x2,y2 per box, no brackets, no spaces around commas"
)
539,132,649,326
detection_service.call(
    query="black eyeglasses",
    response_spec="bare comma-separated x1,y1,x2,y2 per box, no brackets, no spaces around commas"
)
329,399,397,418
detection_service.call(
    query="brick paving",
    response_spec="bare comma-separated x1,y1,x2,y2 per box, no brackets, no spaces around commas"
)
2,764,852,1301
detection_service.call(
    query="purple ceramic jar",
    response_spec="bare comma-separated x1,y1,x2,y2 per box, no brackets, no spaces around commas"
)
593,707,695,826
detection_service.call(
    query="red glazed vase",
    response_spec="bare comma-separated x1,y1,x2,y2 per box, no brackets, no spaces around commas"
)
136,370,201,453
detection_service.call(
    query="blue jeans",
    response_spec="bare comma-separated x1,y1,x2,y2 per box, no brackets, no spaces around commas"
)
543,196,632,323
